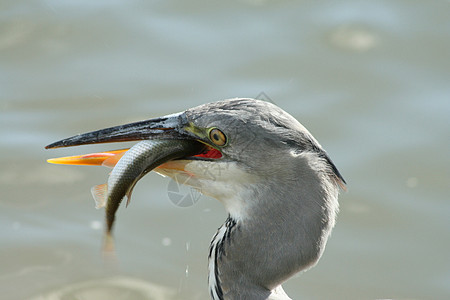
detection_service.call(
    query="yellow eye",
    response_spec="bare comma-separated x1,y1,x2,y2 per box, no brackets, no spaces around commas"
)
209,128,227,146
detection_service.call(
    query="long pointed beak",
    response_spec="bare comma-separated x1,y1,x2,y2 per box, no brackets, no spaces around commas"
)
47,149,128,167
45,112,190,149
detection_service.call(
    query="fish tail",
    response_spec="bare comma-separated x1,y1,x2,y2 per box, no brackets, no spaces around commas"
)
103,232,115,252
91,183,108,209
102,232,117,262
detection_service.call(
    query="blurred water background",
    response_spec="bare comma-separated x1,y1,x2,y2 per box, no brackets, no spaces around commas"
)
1,1,449,299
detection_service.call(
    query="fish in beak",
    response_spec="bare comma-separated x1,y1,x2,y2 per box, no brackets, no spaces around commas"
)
45,111,224,251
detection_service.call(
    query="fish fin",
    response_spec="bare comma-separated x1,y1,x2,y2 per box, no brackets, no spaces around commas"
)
125,193,132,207
125,181,138,207
102,151,126,168
91,183,108,209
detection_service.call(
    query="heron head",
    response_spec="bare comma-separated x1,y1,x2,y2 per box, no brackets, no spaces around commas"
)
184,98,326,175
158,99,346,218
46,98,345,219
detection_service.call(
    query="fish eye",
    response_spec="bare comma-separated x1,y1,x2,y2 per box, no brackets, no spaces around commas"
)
208,128,227,147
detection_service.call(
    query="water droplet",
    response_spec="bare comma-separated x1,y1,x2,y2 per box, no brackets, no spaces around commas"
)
162,237,171,246
406,177,418,188
90,220,102,230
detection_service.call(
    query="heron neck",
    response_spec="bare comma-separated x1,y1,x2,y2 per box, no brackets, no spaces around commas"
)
209,163,339,299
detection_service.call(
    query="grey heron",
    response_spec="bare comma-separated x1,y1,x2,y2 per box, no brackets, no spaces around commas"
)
45,98,346,300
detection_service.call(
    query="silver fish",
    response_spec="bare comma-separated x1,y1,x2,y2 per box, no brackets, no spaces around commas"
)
91,139,203,243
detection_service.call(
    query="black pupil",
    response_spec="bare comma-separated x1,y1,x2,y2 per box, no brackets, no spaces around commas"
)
213,133,220,141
